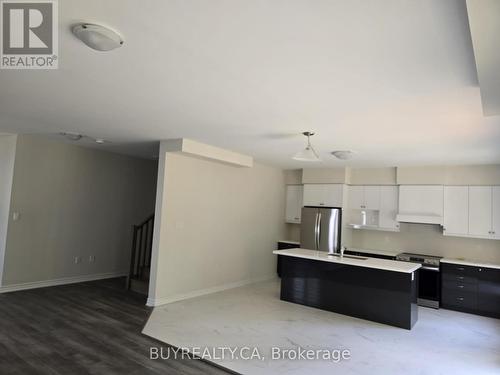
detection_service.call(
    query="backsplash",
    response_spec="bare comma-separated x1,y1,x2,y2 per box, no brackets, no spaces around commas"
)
286,222,500,263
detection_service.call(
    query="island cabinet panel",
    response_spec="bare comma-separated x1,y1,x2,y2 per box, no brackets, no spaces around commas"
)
441,263,500,319
477,267,500,319
276,242,300,277
279,256,418,329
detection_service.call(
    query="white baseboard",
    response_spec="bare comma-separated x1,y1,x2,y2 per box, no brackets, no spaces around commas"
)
0,271,128,293
147,275,277,307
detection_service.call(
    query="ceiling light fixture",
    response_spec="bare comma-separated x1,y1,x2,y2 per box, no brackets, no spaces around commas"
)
60,132,83,141
59,132,108,144
331,150,354,160
293,132,321,162
72,24,124,51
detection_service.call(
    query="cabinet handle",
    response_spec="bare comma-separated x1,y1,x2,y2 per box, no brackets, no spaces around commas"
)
457,276,464,280
457,267,464,271
319,203,325,206
478,268,482,272
456,297,464,301
294,217,299,220
457,285,464,289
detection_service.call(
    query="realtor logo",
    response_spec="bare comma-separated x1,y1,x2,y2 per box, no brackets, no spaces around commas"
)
1,0,58,69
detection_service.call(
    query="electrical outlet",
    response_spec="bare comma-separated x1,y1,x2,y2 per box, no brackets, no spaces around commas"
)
89,255,95,263
74,256,81,264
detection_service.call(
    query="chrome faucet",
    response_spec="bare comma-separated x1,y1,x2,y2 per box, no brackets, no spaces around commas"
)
340,246,346,258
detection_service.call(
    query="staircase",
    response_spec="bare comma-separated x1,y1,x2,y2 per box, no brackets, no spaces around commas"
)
127,214,154,295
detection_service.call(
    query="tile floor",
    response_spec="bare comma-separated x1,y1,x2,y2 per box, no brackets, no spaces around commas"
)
143,280,500,375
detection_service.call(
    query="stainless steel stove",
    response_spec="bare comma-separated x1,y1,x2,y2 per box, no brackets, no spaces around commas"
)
396,252,443,309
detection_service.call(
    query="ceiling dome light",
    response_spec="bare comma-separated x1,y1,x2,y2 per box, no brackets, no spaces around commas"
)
331,150,354,160
72,24,124,51
60,132,83,141
293,132,321,162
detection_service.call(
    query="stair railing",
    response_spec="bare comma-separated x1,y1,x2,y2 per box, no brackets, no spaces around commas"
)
127,214,154,289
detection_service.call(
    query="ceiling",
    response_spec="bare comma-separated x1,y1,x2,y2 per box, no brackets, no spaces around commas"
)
1,0,499,168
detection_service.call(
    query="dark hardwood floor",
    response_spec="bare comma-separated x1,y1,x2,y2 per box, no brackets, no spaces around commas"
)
0,278,233,375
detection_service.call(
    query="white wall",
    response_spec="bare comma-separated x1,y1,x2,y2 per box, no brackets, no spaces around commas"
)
1,135,157,286
0,135,17,286
148,151,286,306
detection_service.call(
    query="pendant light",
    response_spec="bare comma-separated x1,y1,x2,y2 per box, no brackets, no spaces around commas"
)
293,132,321,162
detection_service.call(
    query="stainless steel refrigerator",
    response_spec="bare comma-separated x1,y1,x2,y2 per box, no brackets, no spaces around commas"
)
300,206,342,253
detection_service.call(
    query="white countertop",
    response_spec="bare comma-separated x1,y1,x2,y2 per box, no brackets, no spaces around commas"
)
441,258,500,270
278,242,400,258
273,248,421,273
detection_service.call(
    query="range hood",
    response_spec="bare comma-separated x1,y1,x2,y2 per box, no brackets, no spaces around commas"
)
396,185,444,225
396,213,442,225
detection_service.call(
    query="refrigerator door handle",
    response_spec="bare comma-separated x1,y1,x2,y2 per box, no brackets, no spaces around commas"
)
314,213,319,250
316,212,322,250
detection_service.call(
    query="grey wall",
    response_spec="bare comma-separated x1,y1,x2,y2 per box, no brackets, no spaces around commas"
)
2,135,157,286
0,135,17,286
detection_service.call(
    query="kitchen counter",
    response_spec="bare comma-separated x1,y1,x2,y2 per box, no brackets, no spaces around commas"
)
273,248,420,273
441,258,500,270
275,248,419,329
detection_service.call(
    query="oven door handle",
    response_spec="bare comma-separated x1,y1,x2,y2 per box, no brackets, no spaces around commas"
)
420,266,440,271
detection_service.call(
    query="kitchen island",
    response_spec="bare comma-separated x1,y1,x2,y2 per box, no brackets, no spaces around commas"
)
273,248,421,329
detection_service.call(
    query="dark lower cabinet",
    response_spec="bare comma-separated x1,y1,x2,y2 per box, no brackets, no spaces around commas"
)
277,241,300,277
441,263,500,319
279,255,418,329
477,267,500,319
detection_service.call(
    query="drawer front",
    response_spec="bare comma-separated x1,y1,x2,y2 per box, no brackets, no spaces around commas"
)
442,290,477,310
443,273,477,284
442,279,477,293
441,263,477,277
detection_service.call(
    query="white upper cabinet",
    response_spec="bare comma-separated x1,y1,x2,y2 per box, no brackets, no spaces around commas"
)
303,184,344,207
347,185,380,210
440,185,499,240
468,186,492,237
364,186,381,209
443,186,469,236
347,185,364,209
347,185,398,231
493,186,500,239
379,186,399,230
285,185,303,224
